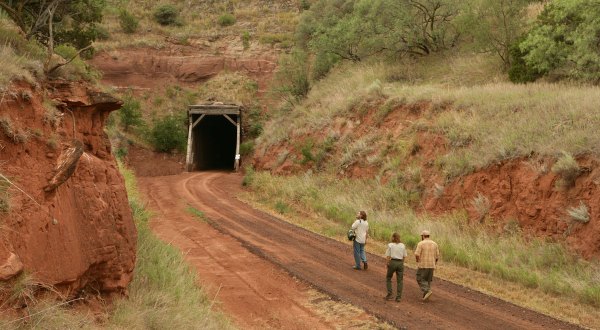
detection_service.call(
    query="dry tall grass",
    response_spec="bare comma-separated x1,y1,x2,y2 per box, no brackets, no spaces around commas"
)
243,171,600,328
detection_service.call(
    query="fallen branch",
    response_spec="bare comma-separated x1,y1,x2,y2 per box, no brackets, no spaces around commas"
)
46,45,92,75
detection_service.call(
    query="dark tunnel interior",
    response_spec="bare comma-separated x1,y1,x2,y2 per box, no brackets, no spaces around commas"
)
191,114,237,170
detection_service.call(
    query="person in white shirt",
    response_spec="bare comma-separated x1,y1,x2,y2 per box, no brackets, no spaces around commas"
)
385,232,408,301
351,211,369,270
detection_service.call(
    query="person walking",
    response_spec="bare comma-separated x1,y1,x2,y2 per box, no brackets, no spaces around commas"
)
351,211,369,270
385,232,407,302
414,230,440,301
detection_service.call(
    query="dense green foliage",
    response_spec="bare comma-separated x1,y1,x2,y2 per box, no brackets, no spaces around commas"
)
217,13,236,27
298,0,460,63
153,4,179,26
149,114,187,153
119,9,139,34
519,0,600,82
119,94,143,132
0,0,105,52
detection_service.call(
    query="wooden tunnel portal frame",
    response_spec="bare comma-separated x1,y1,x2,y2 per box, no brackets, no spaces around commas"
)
186,103,241,171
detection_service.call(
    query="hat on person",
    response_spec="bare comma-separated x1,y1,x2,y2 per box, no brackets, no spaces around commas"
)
421,230,430,236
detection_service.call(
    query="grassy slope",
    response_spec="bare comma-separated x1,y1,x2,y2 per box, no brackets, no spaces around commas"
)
249,55,600,327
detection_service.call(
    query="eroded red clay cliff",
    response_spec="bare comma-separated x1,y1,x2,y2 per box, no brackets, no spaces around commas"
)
0,80,136,297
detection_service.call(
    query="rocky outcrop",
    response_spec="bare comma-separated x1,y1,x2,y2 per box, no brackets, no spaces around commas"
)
0,80,136,297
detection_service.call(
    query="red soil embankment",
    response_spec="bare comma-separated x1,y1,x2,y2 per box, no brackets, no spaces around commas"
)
0,80,136,299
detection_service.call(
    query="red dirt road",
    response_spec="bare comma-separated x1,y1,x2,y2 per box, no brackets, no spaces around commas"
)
138,172,581,329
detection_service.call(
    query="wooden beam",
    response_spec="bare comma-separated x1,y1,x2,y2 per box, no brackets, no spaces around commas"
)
235,115,241,171
185,114,194,171
191,114,206,129
189,107,240,115
223,114,237,127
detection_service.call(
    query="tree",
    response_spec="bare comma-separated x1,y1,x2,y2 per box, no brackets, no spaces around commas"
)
0,0,105,72
462,0,530,68
299,0,461,63
519,0,600,82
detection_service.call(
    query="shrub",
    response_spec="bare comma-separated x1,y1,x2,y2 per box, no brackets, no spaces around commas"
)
241,31,250,49
119,95,143,132
154,5,179,26
551,152,580,188
217,14,236,27
567,202,590,224
239,141,255,156
119,9,139,34
149,115,187,153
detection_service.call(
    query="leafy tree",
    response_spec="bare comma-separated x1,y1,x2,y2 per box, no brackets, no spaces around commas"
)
0,0,105,71
299,0,461,63
462,0,530,68
272,48,311,103
519,0,600,82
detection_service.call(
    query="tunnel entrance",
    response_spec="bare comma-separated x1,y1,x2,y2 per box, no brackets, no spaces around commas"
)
186,103,241,171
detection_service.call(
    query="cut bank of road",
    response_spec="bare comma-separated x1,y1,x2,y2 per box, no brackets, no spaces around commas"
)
138,172,581,330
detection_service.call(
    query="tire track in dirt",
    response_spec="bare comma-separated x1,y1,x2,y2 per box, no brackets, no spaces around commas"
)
171,171,582,330
139,175,342,329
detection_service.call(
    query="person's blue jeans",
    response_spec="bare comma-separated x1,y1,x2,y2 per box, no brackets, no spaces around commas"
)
353,240,367,268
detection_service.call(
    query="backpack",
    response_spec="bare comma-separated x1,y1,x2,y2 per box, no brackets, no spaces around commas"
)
347,228,356,241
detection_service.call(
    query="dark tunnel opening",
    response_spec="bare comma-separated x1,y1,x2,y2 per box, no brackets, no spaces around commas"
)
191,114,237,170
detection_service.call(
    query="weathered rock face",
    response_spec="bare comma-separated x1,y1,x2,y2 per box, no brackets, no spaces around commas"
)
0,80,136,296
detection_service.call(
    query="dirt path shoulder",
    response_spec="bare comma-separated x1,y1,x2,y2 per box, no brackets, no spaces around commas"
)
139,172,582,330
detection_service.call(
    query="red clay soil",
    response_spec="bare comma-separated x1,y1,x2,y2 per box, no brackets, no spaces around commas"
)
424,156,600,259
89,46,277,94
138,171,581,330
0,81,136,297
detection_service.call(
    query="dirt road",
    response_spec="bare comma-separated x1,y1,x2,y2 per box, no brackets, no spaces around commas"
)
138,172,581,329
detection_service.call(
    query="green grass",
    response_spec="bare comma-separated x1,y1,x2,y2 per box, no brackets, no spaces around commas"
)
186,205,208,222
246,171,600,308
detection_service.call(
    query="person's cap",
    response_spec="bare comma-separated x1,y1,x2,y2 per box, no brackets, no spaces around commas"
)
421,230,430,236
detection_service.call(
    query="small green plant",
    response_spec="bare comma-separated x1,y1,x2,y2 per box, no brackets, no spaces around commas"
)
567,202,590,223
217,13,236,27
274,200,290,214
242,166,255,186
241,31,250,50
186,206,208,222
154,5,179,26
119,9,139,34
239,141,255,156
552,152,580,188
299,140,315,164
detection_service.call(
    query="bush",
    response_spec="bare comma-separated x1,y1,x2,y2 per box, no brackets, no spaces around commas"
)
119,95,143,132
551,152,580,188
239,141,255,156
217,14,236,27
149,115,187,153
508,38,544,83
154,5,179,26
241,31,250,49
119,9,139,34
